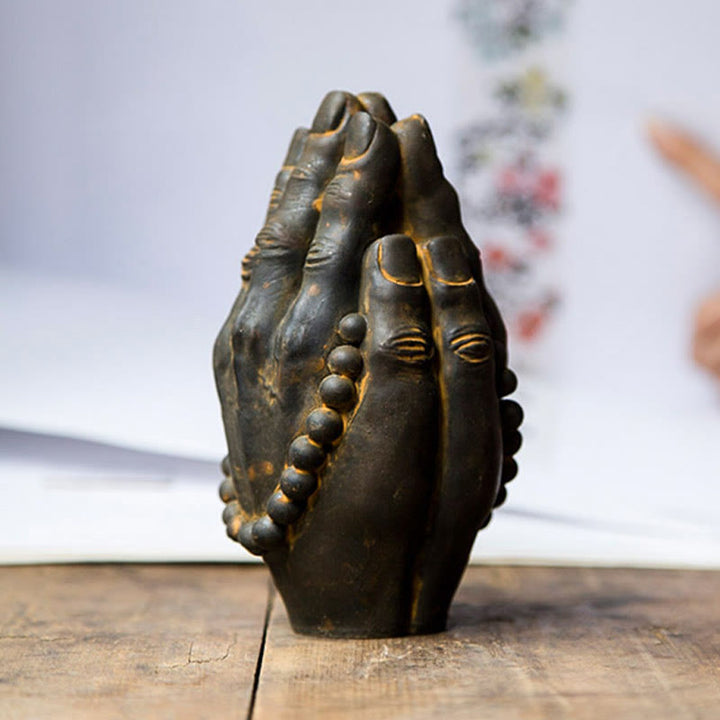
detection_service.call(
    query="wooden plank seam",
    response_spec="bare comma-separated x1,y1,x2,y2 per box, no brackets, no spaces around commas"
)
247,582,276,720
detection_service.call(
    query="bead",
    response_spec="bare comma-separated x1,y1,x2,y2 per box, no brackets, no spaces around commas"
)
479,511,492,530
500,399,524,430
319,374,357,412
280,467,318,502
219,477,237,503
338,313,367,345
222,500,240,525
493,485,507,508
288,435,326,471
225,513,242,540
267,490,305,526
238,521,264,556
306,407,343,445
500,368,518,396
220,455,232,477
494,339,507,364
502,457,518,483
503,430,522,456
327,345,363,379
252,516,285,550
221,455,231,477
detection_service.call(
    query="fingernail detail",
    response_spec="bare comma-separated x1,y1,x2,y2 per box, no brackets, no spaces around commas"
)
378,234,422,285
221,312,366,556
311,90,348,132
425,237,472,284
344,113,376,159
357,91,397,124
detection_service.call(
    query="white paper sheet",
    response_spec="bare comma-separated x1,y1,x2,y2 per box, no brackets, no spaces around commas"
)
3,0,720,567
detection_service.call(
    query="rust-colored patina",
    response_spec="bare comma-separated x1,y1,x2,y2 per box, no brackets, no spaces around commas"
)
214,91,522,638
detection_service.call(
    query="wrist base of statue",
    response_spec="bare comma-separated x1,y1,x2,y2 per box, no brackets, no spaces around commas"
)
269,563,452,638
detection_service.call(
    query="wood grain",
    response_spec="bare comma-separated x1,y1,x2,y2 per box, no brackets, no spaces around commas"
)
254,566,720,720
0,564,270,720
3,564,719,719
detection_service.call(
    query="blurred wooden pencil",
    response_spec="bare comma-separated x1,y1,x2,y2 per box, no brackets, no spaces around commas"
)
647,119,720,204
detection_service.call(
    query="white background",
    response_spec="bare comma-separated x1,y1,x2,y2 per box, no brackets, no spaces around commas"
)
2,0,720,565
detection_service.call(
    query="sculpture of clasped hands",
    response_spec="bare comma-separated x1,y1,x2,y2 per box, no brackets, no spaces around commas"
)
214,91,522,638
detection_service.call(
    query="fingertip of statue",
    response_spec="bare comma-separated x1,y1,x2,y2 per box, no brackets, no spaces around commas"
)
394,113,432,139
357,91,397,124
344,112,376,158
311,90,350,133
409,113,431,131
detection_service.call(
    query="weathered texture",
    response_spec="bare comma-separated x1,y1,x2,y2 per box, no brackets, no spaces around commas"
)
254,565,720,720
2,565,719,719
0,564,268,720
214,90,522,637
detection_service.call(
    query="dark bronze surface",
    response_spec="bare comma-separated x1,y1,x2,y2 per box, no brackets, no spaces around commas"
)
214,91,522,638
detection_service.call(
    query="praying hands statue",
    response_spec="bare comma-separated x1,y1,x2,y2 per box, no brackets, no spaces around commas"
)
214,91,522,638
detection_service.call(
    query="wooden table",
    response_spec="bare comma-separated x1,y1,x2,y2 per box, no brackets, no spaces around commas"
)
1,564,719,719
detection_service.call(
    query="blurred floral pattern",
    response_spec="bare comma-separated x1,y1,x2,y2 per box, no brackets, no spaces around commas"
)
456,0,571,60
455,1,573,365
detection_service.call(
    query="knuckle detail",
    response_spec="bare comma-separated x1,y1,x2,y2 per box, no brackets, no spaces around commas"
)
278,320,313,365
304,242,336,270
379,326,433,365
267,188,283,213
448,328,492,364
255,220,295,251
322,176,356,207
290,165,315,183
241,245,260,282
